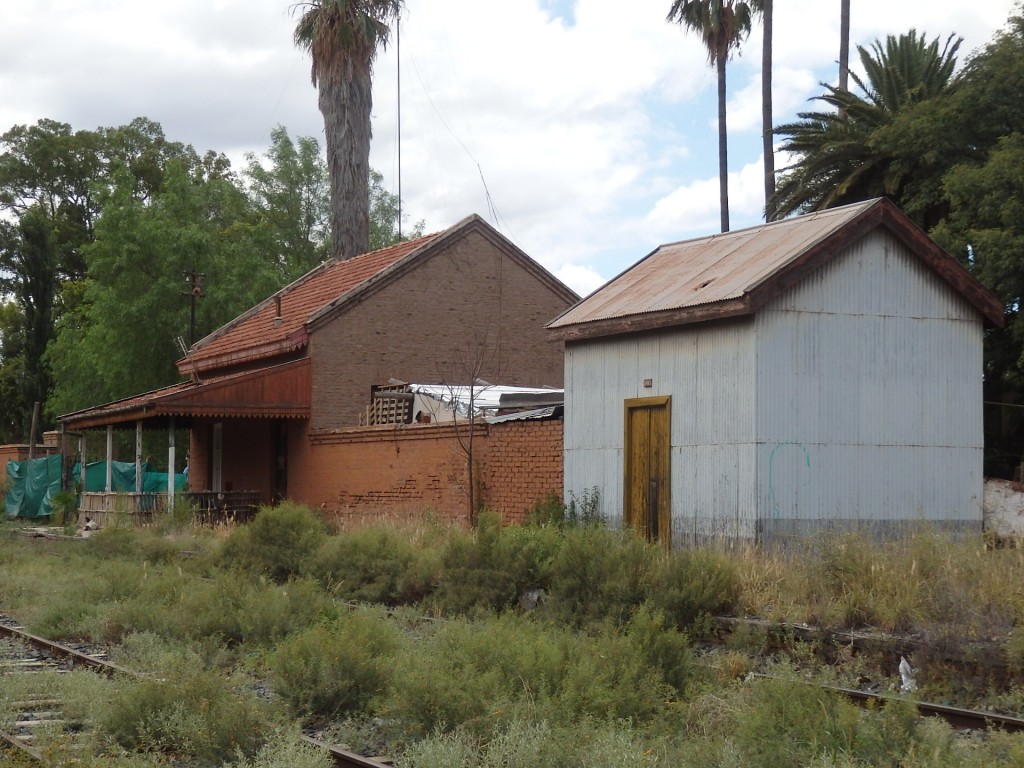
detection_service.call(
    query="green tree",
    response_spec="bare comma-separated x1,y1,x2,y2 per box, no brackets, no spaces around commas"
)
933,135,1024,476
46,161,278,416
668,0,757,233
244,125,330,281
0,297,26,442
926,15,1024,477
292,0,402,259
770,30,961,225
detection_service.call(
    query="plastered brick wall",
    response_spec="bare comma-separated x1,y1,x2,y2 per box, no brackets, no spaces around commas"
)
309,231,573,429
480,419,563,524
286,418,563,526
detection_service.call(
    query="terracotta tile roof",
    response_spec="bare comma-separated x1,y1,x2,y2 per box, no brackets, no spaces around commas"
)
182,234,441,373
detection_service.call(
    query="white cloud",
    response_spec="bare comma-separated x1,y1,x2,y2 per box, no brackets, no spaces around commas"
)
0,0,1016,290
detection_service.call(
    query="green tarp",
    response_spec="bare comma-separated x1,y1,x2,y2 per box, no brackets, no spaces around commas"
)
4,454,63,519
5,456,186,519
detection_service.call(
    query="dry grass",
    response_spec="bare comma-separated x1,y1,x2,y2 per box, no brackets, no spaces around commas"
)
733,529,1023,641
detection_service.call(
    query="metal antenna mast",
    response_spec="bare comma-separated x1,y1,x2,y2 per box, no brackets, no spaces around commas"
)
396,12,402,239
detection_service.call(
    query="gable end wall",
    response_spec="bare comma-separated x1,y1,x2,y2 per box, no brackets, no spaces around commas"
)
309,230,572,429
754,229,984,537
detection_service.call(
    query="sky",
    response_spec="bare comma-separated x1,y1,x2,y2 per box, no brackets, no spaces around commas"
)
0,1,1017,296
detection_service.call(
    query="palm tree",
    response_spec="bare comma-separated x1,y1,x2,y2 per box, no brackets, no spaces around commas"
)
838,0,851,93
292,0,402,260
761,0,774,217
770,30,961,223
667,0,757,233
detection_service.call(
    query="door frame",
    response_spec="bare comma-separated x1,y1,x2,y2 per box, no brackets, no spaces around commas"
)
623,395,672,546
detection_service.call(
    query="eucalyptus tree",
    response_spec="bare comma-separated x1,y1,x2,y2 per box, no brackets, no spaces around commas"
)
770,30,961,225
292,0,402,259
667,0,758,233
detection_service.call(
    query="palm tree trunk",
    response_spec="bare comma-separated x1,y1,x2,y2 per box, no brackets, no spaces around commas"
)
319,56,373,259
762,0,775,218
839,0,850,91
716,47,730,233
838,0,851,121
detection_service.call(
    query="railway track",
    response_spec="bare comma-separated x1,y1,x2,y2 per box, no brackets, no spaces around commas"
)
3,615,1022,765
0,620,119,761
0,619,391,767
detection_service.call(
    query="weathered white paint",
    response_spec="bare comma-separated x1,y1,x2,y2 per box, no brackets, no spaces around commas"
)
564,318,756,545
983,478,1024,540
755,230,983,537
564,229,985,545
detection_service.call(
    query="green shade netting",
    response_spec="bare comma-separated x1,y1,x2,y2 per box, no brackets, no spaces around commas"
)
6,457,186,519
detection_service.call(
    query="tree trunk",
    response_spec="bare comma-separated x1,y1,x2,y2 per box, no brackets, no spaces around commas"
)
762,0,775,218
318,55,373,259
716,47,730,233
838,0,851,119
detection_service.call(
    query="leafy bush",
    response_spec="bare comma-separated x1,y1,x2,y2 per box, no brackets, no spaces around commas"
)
218,502,328,582
436,512,560,614
402,717,664,768
541,526,656,628
648,547,740,631
382,614,566,737
311,525,436,605
101,665,275,763
270,606,401,721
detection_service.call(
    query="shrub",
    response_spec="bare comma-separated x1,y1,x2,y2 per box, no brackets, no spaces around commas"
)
311,525,436,605
270,606,401,721
382,614,566,737
436,512,560,615
218,502,328,582
648,547,740,632
101,664,275,764
541,526,656,628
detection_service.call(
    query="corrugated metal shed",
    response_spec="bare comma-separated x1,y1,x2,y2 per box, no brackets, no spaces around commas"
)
560,200,996,546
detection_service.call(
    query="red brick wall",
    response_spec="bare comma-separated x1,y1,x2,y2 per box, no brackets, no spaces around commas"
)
309,230,572,430
289,422,486,525
286,417,563,526
480,419,564,524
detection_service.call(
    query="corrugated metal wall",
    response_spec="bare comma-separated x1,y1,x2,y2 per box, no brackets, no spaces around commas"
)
564,319,757,546
755,230,984,539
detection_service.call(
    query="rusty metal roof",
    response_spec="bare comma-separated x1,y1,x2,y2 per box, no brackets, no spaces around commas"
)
60,359,311,430
547,199,1004,340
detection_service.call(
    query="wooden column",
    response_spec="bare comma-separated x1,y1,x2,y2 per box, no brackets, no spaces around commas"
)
105,426,113,492
167,418,176,508
135,421,143,494
79,433,87,493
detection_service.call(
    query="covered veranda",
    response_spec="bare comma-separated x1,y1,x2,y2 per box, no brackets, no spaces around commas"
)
58,359,310,524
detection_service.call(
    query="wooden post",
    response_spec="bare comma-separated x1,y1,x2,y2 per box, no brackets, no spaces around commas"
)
105,426,113,492
28,401,40,460
167,418,176,510
135,421,143,494
79,433,87,494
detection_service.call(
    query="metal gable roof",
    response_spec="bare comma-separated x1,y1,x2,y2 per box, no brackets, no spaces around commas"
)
547,199,1004,341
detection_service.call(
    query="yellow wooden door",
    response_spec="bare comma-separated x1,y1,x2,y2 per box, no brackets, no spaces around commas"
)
624,396,671,545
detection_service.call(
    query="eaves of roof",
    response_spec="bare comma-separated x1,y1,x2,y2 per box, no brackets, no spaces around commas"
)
60,359,311,430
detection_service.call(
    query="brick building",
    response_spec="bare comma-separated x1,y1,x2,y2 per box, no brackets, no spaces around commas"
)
60,215,577,524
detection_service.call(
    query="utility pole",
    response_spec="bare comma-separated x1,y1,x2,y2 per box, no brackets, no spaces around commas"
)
181,271,206,346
